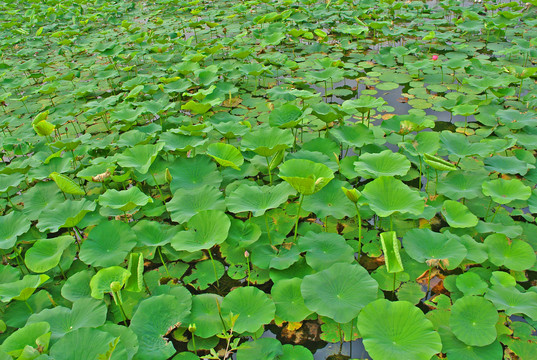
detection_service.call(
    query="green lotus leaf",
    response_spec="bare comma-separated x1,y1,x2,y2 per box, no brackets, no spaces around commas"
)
484,234,536,271
99,323,139,360
36,199,96,232
450,296,498,346
484,155,534,175
90,266,131,300
61,269,94,302
269,103,302,128
301,263,378,323
0,211,31,249
49,172,85,196
168,156,222,193
241,126,294,157
221,286,275,334
403,228,467,270
358,299,442,360
206,143,244,170
0,274,49,302
185,294,225,338
27,298,107,340
226,182,295,217
342,95,387,114
441,200,478,228
380,231,404,273
25,235,74,273
271,278,313,323
130,292,192,359
172,353,200,360
355,150,411,178
170,210,230,252
98,186,152,212
482,178,531,204
227,218,262,247
452,104,478,117
132,220,174,247
19,182,63,221
302,179,356,219
362,176,424,218
0,173,24,193
157,132,207,152
0,322,50,357
167,184,226,223
236,338,283,360
440,328,502,360
437,171,488,200
298,232,355,271
439,131,493,158
278,159,334,196
49,327,128,360
485,283,537,321
79,220,137,267
328,124,377,148
423,153,457,172
397,282,424,305
183,260,225,290
311,102,344,123
280,344,314,360
455,272,488,296
116,143,164,174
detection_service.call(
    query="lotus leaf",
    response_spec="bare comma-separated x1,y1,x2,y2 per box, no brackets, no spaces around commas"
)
0,274,49,302
116,143,164,174
79,220,137,267
206,143,244,170
403,228,467,270
358,299,442,360
484,234,536,271
0,322,50,357
354,150,411,178
98,186,152,212
380,231,404,273
90,266,131,300
167,184,226,223
226,182,295,217
271,278,312,323
50,327,128,360
36,199,96,232
278,159,334,196
328,124,377,148
482,178,532,204
130,293,191,359
185,294,224,338
236,338,283,360
485,283,537,321
168,156,222,193
301,263,378,323
25,235,74,273
241,126,294,157
49,172,85,196
298,232,355,271
362,176,424,218
450,296,498,346
170,210,230,252
0,211,31,249
221,286,275,334
438,327,503,360
269,103,302,128
27,298,107,340
441,200,478,228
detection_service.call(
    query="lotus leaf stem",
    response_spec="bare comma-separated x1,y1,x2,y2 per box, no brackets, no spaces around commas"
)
208,249,220,287
354,204,362,261
265,156,273,185
293,194,305,242
157,246,170,278
264,213,272,245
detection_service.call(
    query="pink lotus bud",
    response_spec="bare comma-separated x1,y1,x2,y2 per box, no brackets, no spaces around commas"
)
432,55,439,61
244,250,250,258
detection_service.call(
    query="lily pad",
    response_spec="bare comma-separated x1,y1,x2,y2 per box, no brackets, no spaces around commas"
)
482,178,532,204
354,150,411,178
450,296,498,346
221,286,275,334
98,186,152,212
301,263,378,323
441,200,478,228
25,235,75,273
362,176,424,218
358,299,442,360
206,143,244,170
298,231,355,271
226,182,295,217
167,184,226,223
484,234,536,271
0,211,31,249
271,278,312,323
116,142,164,174
171,210,230,252
278,159,334,196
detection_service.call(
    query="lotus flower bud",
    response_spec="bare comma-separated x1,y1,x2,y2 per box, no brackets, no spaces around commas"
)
188,323,197,333
432,55,439,61
244,250,250,258
341,187,361,203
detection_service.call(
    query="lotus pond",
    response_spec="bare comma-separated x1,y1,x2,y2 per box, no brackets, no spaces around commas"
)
1,0,537,359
